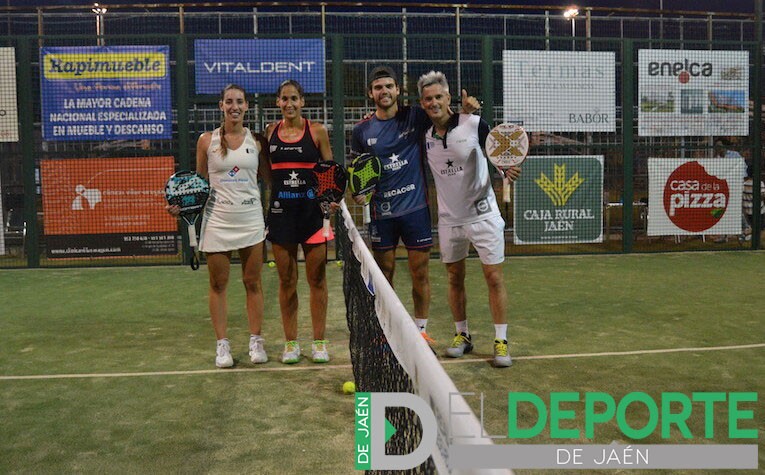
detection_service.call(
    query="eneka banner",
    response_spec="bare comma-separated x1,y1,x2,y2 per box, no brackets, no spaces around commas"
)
40,45,172,141
194,39,325,94
638,49,749,137
40,156,177,258
647,158,745,236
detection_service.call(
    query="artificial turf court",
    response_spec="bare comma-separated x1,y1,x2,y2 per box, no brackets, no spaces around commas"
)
1,251,763,474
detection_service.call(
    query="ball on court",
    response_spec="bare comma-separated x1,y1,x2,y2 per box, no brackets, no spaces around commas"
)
268,261,276,268
336,260,343,268
342,381,356,394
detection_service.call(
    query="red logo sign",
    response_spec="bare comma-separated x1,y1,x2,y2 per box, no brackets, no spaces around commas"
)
663,161,729,232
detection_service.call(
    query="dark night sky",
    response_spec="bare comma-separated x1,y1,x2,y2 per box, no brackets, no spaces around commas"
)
2,0,758,14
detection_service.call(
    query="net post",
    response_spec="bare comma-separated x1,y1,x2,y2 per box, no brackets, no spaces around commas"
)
331,34,345,164
621,38,635,253
17,37,39,267
751,2,762,250
481,35,494,127
175,34,192,264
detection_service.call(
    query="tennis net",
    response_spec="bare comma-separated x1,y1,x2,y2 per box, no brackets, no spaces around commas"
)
336,202,512,475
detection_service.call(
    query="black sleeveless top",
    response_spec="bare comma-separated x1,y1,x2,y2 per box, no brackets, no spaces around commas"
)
268,119,322,206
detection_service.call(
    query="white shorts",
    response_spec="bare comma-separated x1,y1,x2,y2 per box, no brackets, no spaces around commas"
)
199,208,266,253
438,215,505,265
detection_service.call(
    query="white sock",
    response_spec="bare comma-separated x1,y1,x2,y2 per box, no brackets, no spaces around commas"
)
455,320,469,335
415,318,428,331
494,324,507,341
250,334,263,341
217,338,229,345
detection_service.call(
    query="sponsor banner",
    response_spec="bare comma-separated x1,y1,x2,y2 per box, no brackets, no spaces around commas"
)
0,172,4,255
638,49,749,137
194,39,325,94
46,233,177,259
40,156,178,258
647,158,744,235
0,48,19,142
503,51,615,132
514,156,603,244
40,45,172,141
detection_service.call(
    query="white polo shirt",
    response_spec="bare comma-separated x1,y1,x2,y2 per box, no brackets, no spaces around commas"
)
425,113,500,227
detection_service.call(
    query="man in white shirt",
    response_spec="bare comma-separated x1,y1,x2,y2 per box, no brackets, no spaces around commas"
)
418,70,520,367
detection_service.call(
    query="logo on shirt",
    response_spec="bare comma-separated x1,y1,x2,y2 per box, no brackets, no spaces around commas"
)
440,159,463,177
380,202,391,215
246,148,255,154
474,197,491,215
382,183,415,198
367,138,377,146
270,145,278,153
283,170,305,188
383,153,408,172
228,166,240,177
398,127,415,139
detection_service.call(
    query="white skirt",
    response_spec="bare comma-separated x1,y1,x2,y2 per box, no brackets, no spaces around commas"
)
198,208,266,253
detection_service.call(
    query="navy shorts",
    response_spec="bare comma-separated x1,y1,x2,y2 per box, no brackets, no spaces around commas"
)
369,206,433,251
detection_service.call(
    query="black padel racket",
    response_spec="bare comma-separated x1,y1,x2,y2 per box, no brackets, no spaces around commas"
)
165,171,210,270
312,161,348,238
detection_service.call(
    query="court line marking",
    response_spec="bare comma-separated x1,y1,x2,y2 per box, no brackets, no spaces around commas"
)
1,343,763,381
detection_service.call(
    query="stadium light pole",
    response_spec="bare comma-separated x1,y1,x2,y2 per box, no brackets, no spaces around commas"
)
564,7,579,51
92,3,107,46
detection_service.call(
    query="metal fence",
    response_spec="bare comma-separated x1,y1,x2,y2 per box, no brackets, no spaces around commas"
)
0,4,762,268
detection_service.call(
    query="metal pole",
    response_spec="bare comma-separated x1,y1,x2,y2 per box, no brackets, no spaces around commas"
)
621,39,635,253
456,6,461,95
751,0,762,249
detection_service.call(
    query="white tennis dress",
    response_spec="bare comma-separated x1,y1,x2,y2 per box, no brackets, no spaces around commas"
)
199,127,266,252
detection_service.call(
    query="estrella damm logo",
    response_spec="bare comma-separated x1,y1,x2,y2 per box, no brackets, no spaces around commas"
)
43,52,167,80
535,163,585,206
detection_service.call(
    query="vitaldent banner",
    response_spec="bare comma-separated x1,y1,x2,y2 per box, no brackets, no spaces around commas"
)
514,156,603,244
0,47,19,142
503,51,615,132
194,39,325,94
40,45,172,141
40,156,177,258
638,49,749,137
647,158,744,236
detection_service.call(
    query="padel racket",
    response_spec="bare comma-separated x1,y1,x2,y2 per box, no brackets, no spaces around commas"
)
312,161,348,238
347,152,382,224
165,170,210,270
484,123,529,203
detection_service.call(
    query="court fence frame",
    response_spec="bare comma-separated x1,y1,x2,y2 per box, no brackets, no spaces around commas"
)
0,23,762,268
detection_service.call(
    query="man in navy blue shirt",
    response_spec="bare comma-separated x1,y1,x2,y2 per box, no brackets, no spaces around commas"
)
351,66,480,347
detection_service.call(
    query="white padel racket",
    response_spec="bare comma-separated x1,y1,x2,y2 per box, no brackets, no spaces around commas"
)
484,123,529,203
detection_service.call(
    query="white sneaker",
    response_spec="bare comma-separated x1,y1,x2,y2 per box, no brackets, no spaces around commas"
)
215,339,234,368
493,339,512,368
281,340,301,364
311,339,330,363
249,335,268,364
